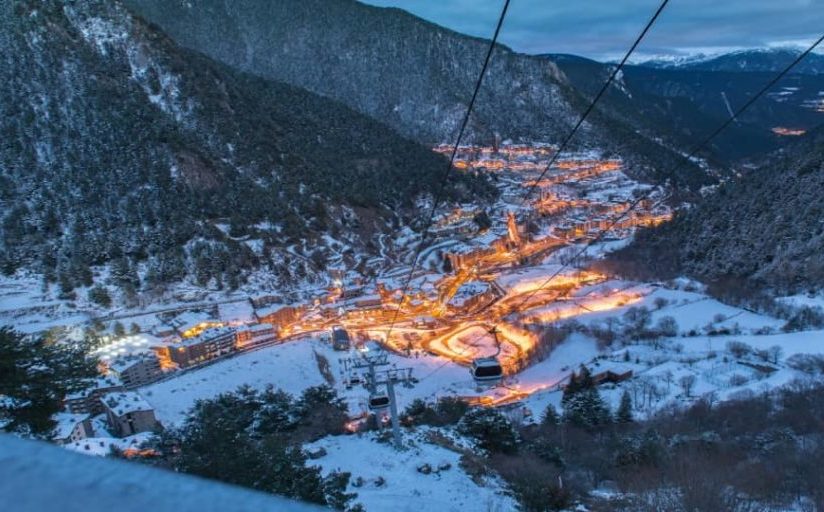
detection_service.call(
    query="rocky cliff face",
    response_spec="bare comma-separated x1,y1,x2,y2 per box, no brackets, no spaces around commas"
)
0,0,485,292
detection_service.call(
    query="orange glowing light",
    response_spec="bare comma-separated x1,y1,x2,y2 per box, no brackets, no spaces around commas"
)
771,127,806,136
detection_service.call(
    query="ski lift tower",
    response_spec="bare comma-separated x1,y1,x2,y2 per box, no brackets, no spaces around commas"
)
367,367,414,449
345,347,414,449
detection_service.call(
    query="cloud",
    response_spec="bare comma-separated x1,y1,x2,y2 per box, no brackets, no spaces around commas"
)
361,0,824,60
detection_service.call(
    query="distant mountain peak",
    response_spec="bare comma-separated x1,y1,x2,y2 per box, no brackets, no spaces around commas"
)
636,47,824,74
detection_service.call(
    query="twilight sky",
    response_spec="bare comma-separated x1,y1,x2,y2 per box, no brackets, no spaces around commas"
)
360,0,824,61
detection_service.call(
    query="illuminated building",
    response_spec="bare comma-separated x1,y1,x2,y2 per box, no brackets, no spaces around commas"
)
153,327,237,368
235,323,277,349
107,353,163,388
771,127,806,136
64,375,124,416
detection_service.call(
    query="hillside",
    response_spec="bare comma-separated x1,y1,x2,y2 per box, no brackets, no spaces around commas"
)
0,0,487,295
606,128,824,294
546,53,824,163
124,0,711,190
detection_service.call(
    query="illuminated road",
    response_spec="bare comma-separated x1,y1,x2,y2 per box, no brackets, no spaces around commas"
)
250,149,665,400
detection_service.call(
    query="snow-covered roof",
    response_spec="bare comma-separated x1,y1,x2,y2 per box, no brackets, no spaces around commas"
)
51,413,88,440
240,323,274,334
168,311,213,331
107,353,157,373
407,274,441,292
180,326,235,347
255,303,288,318
449,281,491,307
65,376,123,400
101,392,153,417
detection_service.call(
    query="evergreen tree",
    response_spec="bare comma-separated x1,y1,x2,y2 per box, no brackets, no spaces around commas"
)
562,366,611,429
458,408,518,454
150,385,354,509
541,404,559,426
401,398,436,426
562,365,594,406
617,390,634,423
563,387,612,429
88,285,112,308
57,272,76,300
0,327,96,437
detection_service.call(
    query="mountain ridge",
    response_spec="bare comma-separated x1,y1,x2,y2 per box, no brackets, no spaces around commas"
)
637,48,824,75
542,53,824,163
0,0,487,294
605,127,824,294
124,0,713,191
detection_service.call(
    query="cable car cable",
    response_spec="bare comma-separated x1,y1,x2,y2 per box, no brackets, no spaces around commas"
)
516,0,670,210
382,0,512,346
504,32,824,319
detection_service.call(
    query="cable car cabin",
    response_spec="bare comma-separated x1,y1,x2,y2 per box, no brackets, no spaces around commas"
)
368,393,390,411
470,357,503,385
331,326,351,351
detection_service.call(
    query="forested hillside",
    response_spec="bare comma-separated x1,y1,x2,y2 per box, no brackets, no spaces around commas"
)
125,0,711,190
0,0,487,295
548,53,824,163
607,129,824,294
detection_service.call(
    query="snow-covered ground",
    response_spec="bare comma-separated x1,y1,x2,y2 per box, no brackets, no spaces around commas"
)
5,141,824,510
141,339,331,425
140,333,496,427
63,432,155,457
130,276,824,429
306,431,516,512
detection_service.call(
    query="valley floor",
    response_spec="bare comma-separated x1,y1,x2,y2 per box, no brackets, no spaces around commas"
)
4,143,824,510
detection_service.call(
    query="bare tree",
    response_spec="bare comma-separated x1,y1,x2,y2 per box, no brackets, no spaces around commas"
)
663,370,674,394
679,374,697,398
656,316,679,337
726,340,752,359
768,345,783,365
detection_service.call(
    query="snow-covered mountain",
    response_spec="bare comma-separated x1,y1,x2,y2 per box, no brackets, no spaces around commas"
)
609,128,824,293
125,0,711,190
639,48,824,75
0,0,487,293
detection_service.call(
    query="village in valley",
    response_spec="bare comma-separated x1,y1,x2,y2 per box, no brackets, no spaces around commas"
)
5,141,822,509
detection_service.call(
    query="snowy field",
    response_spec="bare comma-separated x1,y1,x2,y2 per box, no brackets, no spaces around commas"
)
140,334,497,426
306,432,516,512
141,339,332,425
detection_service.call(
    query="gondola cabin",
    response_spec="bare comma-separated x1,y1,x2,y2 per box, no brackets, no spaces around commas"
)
368,392,390,411
331,325,351,351
470,357,503,385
